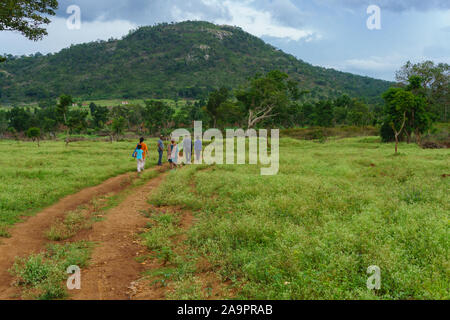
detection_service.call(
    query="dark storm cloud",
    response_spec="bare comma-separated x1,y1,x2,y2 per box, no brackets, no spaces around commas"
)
53,0,450,29
55,0,231,24
314,0,450,12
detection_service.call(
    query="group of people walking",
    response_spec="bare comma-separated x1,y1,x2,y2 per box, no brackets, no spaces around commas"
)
133,135,202,174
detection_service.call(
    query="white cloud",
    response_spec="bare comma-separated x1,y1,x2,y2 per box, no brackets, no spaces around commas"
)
171,0,321,42
336,54,408,73
1,17,136,55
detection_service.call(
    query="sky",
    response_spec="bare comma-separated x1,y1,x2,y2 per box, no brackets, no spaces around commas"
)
1,0,449,81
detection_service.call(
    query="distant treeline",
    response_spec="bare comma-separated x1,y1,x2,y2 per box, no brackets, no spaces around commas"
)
0,95,381,136
0,62,448,151
0,72,385,140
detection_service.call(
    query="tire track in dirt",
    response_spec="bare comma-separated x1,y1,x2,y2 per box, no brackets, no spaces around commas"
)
128,168,237,300
0,172,134,299
70,169,169,300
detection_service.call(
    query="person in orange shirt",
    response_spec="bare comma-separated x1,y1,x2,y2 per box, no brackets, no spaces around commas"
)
138,137,149,170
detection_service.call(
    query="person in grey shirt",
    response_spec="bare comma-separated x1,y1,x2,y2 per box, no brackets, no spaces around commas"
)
157,135,164,166
183,135,192,164
194,136,202,164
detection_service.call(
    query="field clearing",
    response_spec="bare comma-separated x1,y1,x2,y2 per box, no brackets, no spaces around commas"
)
0,139,158,232
150,137,449,299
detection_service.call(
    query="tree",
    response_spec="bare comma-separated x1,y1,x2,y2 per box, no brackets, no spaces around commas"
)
206,87,229,127
26,127,41,147
90,103,109,129
314,100,334,127
382,88,415,153
189,99,210,127
380,121,396,143
216,100,245,127
143,100,174,134
0,0,58,41
347,99,371,127
35,105,58,137
112,116,127,140
127,104,145,132
57,94,72,125
236,71,292,129
0,109,8,136
66,109,88,134
42,117,57,138
404,76,432,144
396,60,449,122
333,94,352,125
8,107,32,132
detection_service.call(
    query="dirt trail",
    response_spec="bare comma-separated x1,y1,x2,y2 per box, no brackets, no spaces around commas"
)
0,172,134,299
70,171,168,300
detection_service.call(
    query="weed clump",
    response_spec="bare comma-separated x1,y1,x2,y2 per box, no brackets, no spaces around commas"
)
9,242,93,300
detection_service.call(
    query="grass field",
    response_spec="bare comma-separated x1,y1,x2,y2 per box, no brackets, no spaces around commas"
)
0,137,448,299
149,137,449,299
0,139,158,234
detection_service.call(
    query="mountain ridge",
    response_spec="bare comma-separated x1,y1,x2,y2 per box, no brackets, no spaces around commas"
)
0,20,392,104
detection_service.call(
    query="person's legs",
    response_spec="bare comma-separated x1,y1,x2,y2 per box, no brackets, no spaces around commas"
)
195,150,201,164
142,158,146,171
186,149,191,164
158,151,163,166
137,159,141,173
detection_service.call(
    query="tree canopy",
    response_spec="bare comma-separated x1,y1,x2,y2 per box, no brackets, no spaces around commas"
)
0,0,58,41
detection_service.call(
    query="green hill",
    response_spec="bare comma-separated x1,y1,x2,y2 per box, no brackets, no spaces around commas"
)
0,21,391,104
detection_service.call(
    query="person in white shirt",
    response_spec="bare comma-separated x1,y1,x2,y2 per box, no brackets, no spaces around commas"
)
183,135,192,164
168,139,179,169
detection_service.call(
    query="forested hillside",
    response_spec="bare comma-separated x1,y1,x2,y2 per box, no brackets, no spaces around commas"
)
0,21,391,104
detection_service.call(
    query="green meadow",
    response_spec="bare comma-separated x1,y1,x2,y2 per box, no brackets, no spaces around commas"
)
0,139,158,233
0,137,448,299
150,137,449,299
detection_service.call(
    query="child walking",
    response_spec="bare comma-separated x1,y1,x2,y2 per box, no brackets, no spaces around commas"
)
133,144,145,175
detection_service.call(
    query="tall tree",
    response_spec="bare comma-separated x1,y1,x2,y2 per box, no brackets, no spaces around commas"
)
56,94,72,124
382,88,415,153
143,100,174,134
206,87,229,128
236,70,293,129
404,76,432,144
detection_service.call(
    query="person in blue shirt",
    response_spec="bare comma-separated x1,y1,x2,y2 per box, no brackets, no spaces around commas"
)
157,135,164,166
133,144,144,175
194,136,202,164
